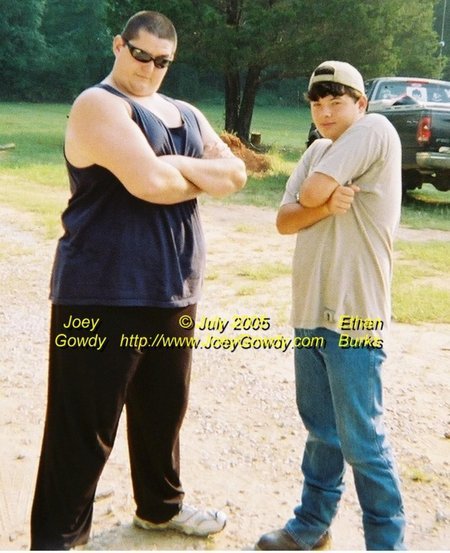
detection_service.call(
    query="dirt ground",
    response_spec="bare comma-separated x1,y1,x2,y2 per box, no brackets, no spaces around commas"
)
0,202,449,551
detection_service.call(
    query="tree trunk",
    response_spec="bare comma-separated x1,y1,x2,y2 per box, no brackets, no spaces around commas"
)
236,65,262,142
224,0,243,134
225,0,242,24
224,70,241,133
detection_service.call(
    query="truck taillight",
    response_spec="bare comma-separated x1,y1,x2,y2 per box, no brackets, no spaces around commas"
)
417,116,431,144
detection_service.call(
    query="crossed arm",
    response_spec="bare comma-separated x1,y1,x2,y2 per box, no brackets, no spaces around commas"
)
160,103,247,198
64,88,246,205
276,171,359,234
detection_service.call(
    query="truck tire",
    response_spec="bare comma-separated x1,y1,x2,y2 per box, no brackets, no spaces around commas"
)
401,170,422,202
432,175,450,192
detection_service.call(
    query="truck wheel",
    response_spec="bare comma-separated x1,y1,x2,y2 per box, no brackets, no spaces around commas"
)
432,175,450,192
401,182,409,203
306,123,321,148
401,170,421,202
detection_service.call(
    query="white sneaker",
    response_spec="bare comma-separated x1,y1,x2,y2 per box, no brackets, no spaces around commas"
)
133,504,227,536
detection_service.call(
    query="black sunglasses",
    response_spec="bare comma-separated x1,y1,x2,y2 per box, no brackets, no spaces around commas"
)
122,38,173,69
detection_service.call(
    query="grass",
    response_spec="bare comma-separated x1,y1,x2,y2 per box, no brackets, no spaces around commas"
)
402,185,450,231
0,103,69,237
0,240,34,260
199,103,312,149
0,174,68,239
404,465,434,483
0,101,448,323
0,103,68,185
392,241,450,323
236,262,292,281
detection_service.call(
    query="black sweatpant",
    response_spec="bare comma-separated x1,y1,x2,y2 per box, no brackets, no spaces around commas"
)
30,303,197,550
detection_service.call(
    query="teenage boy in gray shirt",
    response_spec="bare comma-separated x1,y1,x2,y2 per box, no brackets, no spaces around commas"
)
256,61,405,550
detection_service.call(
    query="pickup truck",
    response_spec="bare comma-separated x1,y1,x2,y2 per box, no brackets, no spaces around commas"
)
307,76,450,196
366,77,450,195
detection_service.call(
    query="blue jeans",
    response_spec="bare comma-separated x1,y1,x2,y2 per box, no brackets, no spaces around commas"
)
285,328,406,550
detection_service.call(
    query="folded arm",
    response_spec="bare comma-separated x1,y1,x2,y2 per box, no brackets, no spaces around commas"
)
160,103,247,197
299,171,340,207
161,155,247,198
277,184,360,234
65,88,202,205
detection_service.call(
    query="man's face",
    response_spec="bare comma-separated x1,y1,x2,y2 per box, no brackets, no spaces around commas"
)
310,94,367,141
114,30,175,97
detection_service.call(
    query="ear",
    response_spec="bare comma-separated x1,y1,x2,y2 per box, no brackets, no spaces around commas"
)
357,95,368,112
112,35,124,56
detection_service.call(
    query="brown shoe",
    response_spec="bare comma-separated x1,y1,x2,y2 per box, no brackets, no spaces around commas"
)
255,528,332,551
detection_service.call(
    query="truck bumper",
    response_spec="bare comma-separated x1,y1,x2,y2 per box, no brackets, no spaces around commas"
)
416,151,450,172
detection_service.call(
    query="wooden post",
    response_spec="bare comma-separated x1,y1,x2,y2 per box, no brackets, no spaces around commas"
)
250,132,261,146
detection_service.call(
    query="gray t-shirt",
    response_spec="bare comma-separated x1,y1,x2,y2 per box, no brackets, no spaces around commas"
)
281,113,401,340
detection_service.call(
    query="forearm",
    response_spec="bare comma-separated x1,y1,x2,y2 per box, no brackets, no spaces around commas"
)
280,183,360,231
300,172,340,207
161,155,247,197
276,202,331,234
132,160,203,204
147,179,203,204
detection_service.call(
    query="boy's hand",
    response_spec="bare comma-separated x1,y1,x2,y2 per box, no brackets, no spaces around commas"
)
326,184,360,215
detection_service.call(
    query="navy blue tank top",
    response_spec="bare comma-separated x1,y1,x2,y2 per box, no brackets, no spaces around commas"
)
50,84,206,307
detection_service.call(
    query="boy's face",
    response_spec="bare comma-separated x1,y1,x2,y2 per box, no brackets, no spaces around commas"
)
310,94,367,142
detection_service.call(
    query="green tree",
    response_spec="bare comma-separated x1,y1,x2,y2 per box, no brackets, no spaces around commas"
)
392,0,443,77
434,0,450,79
107,0,443,140
39,0,112,101
0,0,47,100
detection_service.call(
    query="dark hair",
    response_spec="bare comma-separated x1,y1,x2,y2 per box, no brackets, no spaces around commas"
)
121,11,177,49
307,82,362,103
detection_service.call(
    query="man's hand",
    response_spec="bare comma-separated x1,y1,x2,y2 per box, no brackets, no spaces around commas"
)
202,140,235,160
326,184,360,215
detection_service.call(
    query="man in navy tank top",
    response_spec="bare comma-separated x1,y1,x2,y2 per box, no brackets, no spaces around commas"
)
30,10,246,550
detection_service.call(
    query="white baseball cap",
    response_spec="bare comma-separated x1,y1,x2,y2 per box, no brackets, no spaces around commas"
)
309,61,365,95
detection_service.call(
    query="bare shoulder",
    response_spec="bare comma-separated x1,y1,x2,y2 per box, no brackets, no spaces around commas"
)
69,86,130,123
65,86,133,167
